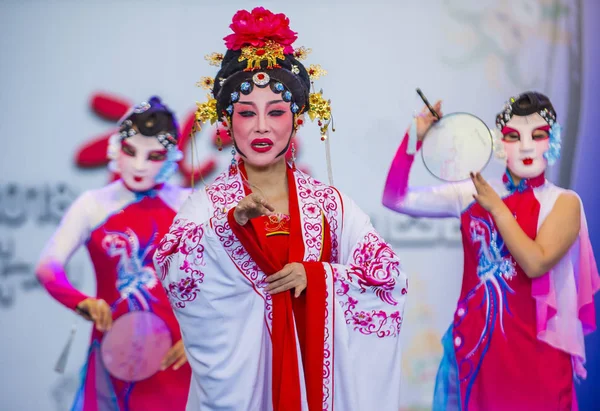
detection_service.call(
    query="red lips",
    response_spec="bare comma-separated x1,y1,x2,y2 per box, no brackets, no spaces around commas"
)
251,138,274,153
133,176,143,182
522,158,533,166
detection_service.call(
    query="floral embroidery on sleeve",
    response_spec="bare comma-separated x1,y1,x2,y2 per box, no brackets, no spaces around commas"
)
155,218,207,308
334,231,407,338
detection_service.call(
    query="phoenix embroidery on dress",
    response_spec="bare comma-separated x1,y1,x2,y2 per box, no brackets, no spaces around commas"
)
102,228,159,310
458,214,516,404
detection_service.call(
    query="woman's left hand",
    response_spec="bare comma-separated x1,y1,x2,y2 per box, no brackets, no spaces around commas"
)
161,340,187,371
266,262,307,298
471,172,507,215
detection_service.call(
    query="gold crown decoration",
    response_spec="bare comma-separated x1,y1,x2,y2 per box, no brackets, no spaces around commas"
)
205,53,225,67
196,76,215,90
192,95,218,135
239,40,286,72
307,91,333,140
292,46,312,61
307,64,327,81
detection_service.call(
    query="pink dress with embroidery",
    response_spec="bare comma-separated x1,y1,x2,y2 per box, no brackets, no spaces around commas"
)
451,173,573,410
37,180,191,411
383,135,600,411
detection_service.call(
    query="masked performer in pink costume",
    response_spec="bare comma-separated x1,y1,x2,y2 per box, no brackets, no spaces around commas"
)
36,97,191,410
382,92,600,410
154,7,408,411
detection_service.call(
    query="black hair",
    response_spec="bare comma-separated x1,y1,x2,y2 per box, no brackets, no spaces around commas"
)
121,96,179,139
496,91,556,129
212,49,311,120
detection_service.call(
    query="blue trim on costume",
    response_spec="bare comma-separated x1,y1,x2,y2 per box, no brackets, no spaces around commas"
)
70,340,119,411
433,325,462,411
122,383,136,411
463,288,497,410
70,357,88,410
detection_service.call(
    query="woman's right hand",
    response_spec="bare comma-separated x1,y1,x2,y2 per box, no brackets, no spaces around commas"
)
416,100,443,141
76,298,112,332
233,193,275,226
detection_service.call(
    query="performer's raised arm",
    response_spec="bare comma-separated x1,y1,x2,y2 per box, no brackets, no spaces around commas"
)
382,101,473,218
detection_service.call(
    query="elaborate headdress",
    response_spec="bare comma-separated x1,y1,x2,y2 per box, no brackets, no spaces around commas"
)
193,7,335,181
494,91,561,165
107,96,183,183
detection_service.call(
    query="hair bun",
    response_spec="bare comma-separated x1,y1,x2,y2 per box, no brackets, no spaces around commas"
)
148,96,162,105
119,95,179,139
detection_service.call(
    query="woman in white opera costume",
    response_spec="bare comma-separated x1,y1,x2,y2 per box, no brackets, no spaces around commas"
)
154,7,408,411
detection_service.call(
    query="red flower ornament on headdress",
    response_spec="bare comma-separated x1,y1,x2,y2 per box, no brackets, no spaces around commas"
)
223,7,298,53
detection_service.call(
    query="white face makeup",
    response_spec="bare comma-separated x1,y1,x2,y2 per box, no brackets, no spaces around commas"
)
501,113,550,179
116,133,167,191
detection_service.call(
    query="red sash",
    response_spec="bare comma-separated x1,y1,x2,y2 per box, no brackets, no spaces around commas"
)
227,163,330,410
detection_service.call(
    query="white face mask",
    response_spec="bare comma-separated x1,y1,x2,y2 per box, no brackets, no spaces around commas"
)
116,133,168,191
500,114,550,179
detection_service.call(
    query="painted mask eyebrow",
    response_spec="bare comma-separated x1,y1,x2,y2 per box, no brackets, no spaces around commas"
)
534,125,551,132
501,126,521,135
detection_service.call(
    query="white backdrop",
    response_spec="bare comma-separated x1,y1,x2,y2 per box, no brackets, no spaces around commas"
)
0,0,582,409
